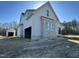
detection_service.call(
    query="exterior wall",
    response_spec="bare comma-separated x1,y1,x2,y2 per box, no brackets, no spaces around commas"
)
31,15,42,40
17,24,23,37
17,13,24,37
17,27,20,37
6,29,16,37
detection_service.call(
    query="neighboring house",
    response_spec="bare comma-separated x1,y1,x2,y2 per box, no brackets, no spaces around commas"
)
6,29,16,37
17,2,61,40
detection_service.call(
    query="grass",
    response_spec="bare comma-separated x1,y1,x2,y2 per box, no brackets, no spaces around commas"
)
68,39,79,44
63,35,79,38
62,35,79,44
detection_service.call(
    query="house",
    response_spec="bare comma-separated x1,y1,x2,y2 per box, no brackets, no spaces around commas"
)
17,2,61,40
6,29,16,37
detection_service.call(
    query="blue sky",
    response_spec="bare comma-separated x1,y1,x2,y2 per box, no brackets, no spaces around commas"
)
0,1,79,23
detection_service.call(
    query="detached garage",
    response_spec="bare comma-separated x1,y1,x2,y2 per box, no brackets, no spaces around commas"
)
6,29,16,37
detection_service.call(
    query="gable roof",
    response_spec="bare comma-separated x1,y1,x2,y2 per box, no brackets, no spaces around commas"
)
36,2,60,22
20,1,60,24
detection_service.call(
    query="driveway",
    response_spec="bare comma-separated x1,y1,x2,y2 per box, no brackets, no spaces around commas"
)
0,37,78,58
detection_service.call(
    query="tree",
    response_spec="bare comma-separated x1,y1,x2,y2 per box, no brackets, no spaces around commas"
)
72,19,77,28
62,19,79,35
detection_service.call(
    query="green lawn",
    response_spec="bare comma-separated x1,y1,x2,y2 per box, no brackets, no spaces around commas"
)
63,35,79,39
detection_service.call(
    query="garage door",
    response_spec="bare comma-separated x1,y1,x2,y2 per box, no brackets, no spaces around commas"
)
8,32,14,36
25,27,31,39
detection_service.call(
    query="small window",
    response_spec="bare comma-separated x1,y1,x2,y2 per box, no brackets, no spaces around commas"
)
45,21,50,30
47,10,49,16
46,22,50,30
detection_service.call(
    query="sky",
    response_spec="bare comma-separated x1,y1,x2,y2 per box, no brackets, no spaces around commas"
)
0,1,79,23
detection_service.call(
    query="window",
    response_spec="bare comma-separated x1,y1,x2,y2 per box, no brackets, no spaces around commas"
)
49,23,54,30
50,23,52,29
45,20,54,31
45,21,49,30
49,23,51,29
47,10,49,16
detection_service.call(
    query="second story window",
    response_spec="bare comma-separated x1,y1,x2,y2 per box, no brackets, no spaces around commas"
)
47,10,49,16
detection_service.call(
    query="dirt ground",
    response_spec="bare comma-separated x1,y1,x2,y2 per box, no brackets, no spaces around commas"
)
0,37,79,58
